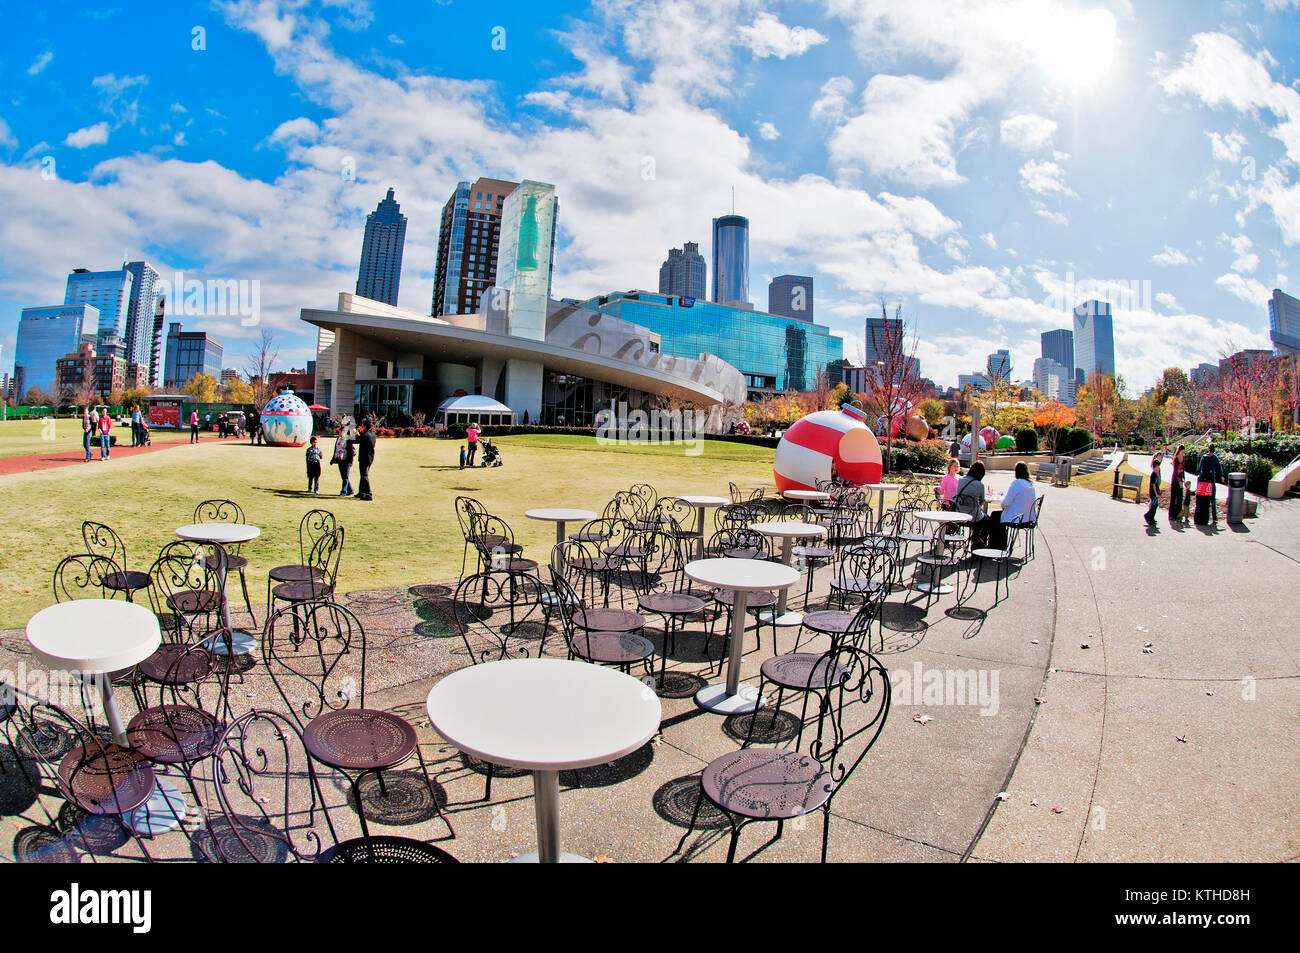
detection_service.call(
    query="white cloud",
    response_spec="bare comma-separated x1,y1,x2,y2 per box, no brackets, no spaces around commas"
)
810,76,854,127
91,73,148,125
1207,130,1247,162
387,33,404,45
1019,159,1074,198
755,121,779,141
737,12,827,59
64,122,110,148
0,118,15,150
1150,245,1189,266
1000,113,1057,153
28,51,53,75
980,232,997,249
1215,272,1270,304
1035,208,1068,226
1154,291,1181,311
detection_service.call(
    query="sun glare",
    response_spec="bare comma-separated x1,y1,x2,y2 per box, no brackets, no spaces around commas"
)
1038,7,1118,89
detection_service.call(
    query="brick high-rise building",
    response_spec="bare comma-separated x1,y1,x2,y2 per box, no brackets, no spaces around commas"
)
432,177,518,317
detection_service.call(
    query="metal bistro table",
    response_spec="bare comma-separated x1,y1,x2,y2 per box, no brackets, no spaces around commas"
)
684,557,800,714
25,600,184,834
174,522,261,656
426,659,661,863
749,520,828,627
781,489,831,504
676,496,729,559
861,482,903,531
913,510,972,595
525,508,598,546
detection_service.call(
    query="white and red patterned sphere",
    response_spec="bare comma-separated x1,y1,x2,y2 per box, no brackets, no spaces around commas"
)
260,391,313,447
961,431,988,451
979,426,1001,448
775,405,883,492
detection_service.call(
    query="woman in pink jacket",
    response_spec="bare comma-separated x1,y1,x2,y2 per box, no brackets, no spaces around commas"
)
98,409,113,460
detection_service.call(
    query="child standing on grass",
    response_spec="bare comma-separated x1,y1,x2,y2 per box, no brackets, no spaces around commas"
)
306,436,322,493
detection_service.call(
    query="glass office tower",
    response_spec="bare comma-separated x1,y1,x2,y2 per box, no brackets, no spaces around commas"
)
13,304,96,398
163,322,224,389
64,268,133,358
769,275,813,323
1269,289,1300,355
123,260,160,369
711,214,749,305
1073,299,1115,381
356,188,407,306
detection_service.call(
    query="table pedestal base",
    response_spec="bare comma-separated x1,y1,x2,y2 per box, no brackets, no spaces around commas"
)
916,583,953,595
694,682,763,714
128,778,186,835
207,629,256,656
757,610,807,628
510,852,594,863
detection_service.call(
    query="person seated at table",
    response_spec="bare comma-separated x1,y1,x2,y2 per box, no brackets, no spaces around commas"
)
982,462,1036,550
952,461,986,519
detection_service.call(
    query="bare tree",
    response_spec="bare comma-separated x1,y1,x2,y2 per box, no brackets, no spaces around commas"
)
244,328,280,408
862,299,928,473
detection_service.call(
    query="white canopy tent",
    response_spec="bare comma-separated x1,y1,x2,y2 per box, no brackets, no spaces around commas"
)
434,394,516,427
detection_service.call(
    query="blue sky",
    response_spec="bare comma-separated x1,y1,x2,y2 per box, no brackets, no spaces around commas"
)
2,0,1298,392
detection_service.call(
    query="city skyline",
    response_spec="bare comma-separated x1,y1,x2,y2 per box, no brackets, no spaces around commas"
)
0,1,1296,393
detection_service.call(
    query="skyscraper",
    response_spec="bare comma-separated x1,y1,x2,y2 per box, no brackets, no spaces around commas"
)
987,349,1011,381
64,267,133,358
355,188,407,306
149,295,166,388
658,242,706,300
1073,299,1116,382
123,260,160,368
864,315,902,367
13,304,96,398
711,214,749,306
1040,328,1075,402
1033,357,1070,403
1269,288,1300,355
769,275,813,323
163,322,223,390
432,177,518,317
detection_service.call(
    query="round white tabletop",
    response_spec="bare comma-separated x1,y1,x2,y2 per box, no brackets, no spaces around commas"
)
426,658,661,864
426,658,661,771
526,508,599,544
861,483,902,492
175,523,261,545
750,520,828,539
676,495,728,507
915,510,972,524
684,557,800,592
782,489,831,501
26,599,161,673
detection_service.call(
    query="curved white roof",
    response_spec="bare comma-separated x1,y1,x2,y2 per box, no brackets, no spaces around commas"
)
437,395,514,414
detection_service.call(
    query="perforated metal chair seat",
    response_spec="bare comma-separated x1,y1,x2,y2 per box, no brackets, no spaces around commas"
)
320,836,459,864
701,748,832,821
303,709,418,772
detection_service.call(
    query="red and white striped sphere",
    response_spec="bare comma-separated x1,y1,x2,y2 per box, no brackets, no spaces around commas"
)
774,405,883,492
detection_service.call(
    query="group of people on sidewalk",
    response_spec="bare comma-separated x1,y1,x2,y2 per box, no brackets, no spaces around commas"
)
1143,443,1226,527
311,418,377,500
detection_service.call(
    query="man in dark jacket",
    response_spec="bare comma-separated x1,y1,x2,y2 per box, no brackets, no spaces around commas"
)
1198,443,1226,524
350,418,377,501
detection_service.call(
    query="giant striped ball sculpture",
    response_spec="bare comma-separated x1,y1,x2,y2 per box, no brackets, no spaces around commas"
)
260,390,313,447
774,404,883,492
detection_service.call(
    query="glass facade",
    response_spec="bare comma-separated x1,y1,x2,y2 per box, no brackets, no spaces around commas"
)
1270,289,1300,355
1073,300,1116,380
356,189,407,305
353,379,437,423
711,215,749,305
581,291,843,395
64,268,133,357
13,305,93,398
123,260,160,369
542,370,652,427
163,322,223,389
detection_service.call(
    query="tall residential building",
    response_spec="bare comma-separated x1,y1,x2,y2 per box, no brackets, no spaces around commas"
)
12,304,97,399
1073,299,1116,382
122,260,160,368
1269,288,1300,355
149,295,166,388
64,267,133,358
768,275,813,323
432,177,518,317
163,322,223,390
355,188,407,306
711,214,749,306
1190,362,1217,386
987,349,1011,381
658,242,706,300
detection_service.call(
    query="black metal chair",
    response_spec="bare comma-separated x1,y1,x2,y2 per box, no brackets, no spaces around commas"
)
828,543,894,610
915,522,971,615
674,644,891,863
82,521,151,602
204,709,458,863
452,569,553,663
193,499,257,624
453,496,489,578
265,509,338,611
52,552,117,603
633,530,707,690
466,513,537,577
261,600,452,842
145,540,228,646
268,526,344,617
550,546,655,676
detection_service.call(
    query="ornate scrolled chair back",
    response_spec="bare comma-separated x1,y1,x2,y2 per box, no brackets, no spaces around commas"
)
452,569,549,664
262,600,366,729
52,553,119,602
805,646,892,804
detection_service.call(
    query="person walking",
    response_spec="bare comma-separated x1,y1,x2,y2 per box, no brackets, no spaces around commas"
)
349,418,377,501
1144,448,1165,526
305,436,323,493
1169,445,1186,525
97,408,113,460
130,404,142,447
190,409,200,444
1198,443,1226,525
331,425,355,496
465,422,481,466
81,407,93,462
248,408,259,444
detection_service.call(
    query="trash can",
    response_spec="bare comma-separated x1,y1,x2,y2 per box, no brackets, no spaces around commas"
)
1054,455,1073,487
1226,472,1248,524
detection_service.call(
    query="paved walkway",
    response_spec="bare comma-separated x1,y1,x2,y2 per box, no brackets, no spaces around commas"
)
0,474,1295,862
0,437,195,476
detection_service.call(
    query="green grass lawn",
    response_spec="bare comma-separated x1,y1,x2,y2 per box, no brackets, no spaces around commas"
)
0,433,775,628
0,417,191,458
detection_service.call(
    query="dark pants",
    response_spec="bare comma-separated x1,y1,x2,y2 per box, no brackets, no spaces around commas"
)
190,424,199,443
466,442,477,466
83,430,92,461
1169,481,1183,521
338,462,353,495
307,464,320,492
357,463,372,499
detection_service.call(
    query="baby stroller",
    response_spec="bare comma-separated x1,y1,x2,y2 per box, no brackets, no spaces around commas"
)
479,437,503,467
139,421,152,446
